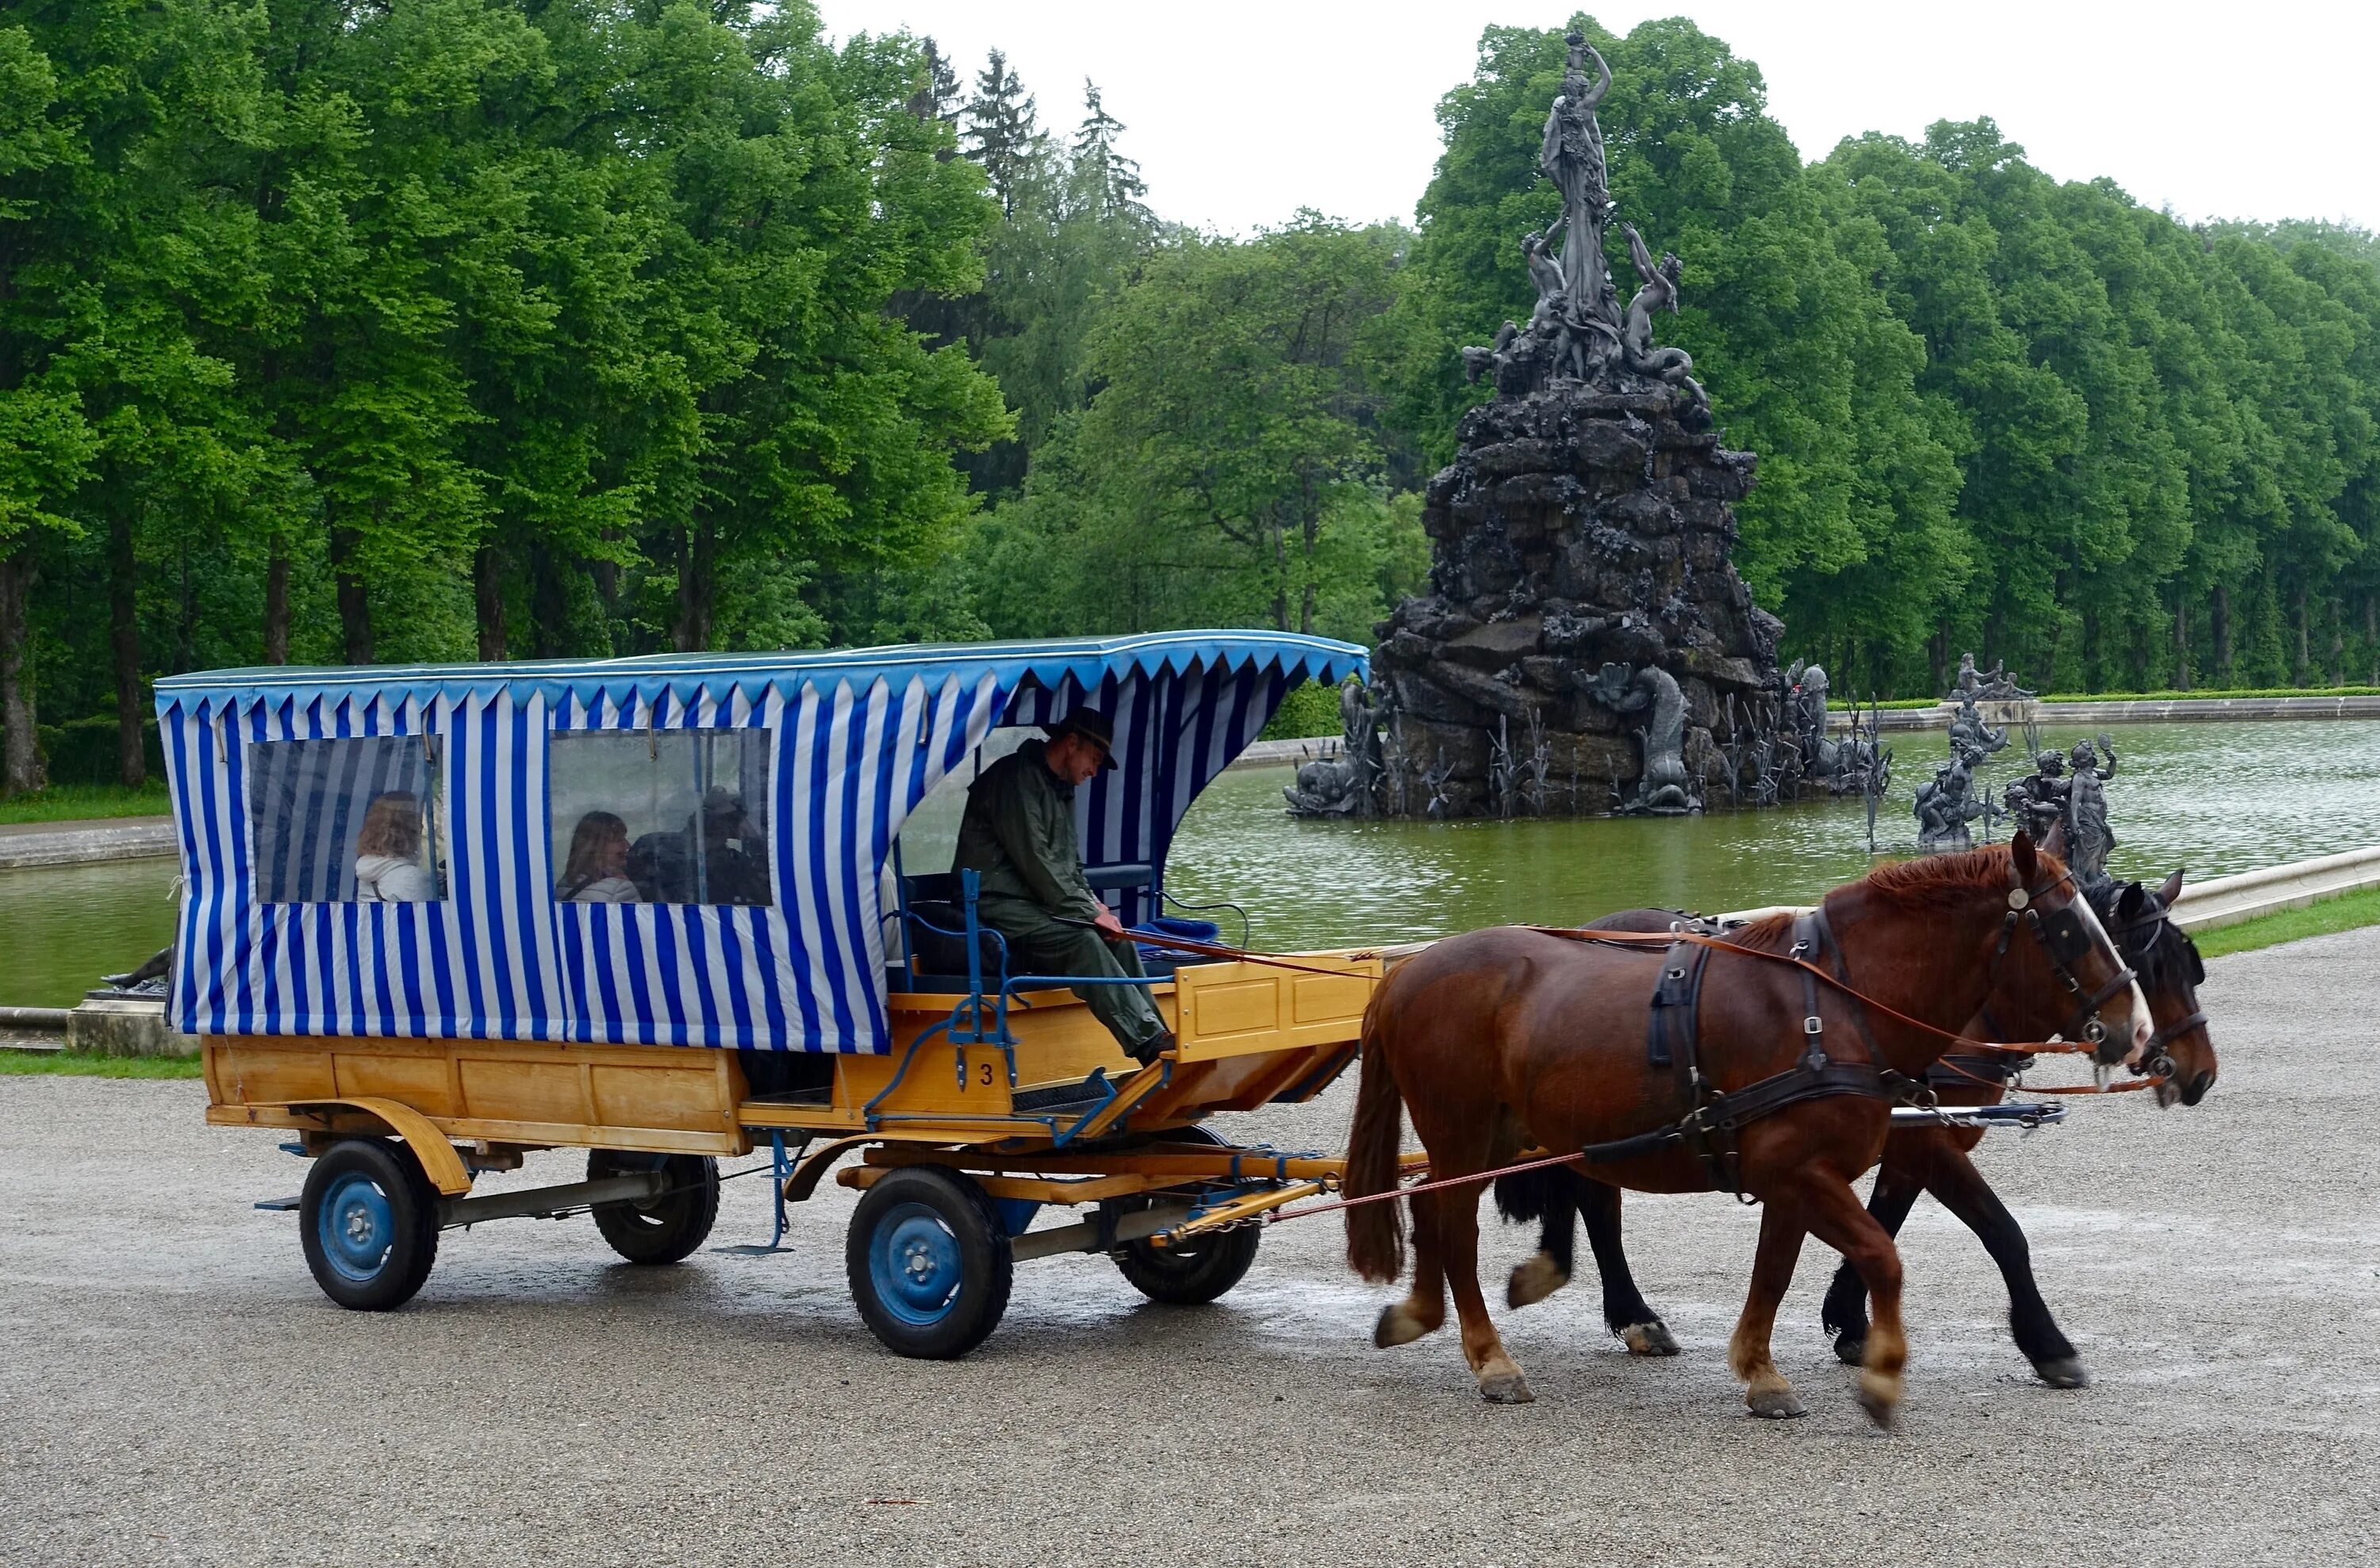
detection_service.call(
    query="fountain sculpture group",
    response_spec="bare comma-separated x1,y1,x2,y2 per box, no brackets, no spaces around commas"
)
1351,33,1796,819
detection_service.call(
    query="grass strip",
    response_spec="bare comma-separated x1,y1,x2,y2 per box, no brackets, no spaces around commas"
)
0,782,172,825
2194,885,2380,959
0,1048,204,1078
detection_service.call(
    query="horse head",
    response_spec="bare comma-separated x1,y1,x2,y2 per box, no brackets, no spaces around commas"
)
2099,870,2216,1106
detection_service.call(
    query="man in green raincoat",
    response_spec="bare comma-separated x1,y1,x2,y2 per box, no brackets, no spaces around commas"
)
953,709,1174,1065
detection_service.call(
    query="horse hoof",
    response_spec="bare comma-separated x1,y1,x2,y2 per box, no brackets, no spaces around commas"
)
1747,1389,1806,1420
1621,1320,1680,1357
1856,1374,1900,1429
1505,1254,1568,1309
1478,1372,1536,1405
2034,1357,2090,1389
1832,1332,1867,1367
1373,1304,1429,1349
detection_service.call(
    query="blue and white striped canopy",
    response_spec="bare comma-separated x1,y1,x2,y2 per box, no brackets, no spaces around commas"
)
157,633,1365,1054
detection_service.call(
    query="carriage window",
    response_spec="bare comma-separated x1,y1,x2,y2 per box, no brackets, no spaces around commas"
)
549,730,772,907
248,736,446,904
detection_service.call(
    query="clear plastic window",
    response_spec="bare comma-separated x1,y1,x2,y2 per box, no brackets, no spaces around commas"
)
248,736,445,904
549,730,772,907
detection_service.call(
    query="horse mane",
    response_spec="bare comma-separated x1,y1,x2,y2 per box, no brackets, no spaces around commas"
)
1856,842,2067,911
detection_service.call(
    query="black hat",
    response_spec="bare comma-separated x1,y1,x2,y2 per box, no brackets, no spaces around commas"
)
1045,708,1118,770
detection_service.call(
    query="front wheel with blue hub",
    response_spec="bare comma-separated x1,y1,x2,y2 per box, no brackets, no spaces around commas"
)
298,1139,440,1311
846,1166,1012,1359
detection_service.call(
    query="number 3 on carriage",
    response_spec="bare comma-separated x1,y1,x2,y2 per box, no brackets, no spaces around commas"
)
161,633,1390,1357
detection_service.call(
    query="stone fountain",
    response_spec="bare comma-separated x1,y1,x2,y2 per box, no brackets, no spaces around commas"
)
1365,31,1783,818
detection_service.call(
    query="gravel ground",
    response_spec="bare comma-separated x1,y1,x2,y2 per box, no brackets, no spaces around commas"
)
3,931,2377,1568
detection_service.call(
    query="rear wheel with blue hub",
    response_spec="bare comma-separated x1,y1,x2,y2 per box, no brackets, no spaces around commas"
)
846,1166,1012,1359
299,1139,440,1311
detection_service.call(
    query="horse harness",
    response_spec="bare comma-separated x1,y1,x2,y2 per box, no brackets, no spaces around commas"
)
1553,876,2136,1199
1951,892,2197,1090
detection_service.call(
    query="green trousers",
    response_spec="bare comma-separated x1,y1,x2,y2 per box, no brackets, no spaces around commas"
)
977,895,1165,1051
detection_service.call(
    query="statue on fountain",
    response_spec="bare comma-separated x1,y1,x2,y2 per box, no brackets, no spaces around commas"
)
1945,692,2010,759
1282,675,1384,817
2062,736,2120,886
1914,738,2001,852
2002,749,2071,847
1949,652,2035,704
1372,28,1778,817
1461,33,1706,417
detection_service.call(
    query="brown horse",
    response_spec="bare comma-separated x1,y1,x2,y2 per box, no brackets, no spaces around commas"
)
1496,866,2217,1389
1343,835,2149,1424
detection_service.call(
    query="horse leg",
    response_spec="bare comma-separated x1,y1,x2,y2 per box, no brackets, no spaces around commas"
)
1580,1177,1678,1355
1505,1178,1576,1309
1792,1174,1910,1428
1925,1146,2087,1388
1373,1187,1448,1347
1441,1179,1532,1403
1729,1203,1809,1419
1822,1154,1925,1366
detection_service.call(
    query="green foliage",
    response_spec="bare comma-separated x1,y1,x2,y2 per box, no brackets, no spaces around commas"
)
7,4,2380,767
969,217,1426,640
1258,679,1344,740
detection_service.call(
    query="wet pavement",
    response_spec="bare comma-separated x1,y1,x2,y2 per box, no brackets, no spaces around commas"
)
3,930,2378,1566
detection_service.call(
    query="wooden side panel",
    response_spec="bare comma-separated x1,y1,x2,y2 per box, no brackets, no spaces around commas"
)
589,1062,735,1132
205,1036,747,1156
458,1057,590,1126
1174,956,1378,1063
336,1051,457,1116
209,1045,336,1104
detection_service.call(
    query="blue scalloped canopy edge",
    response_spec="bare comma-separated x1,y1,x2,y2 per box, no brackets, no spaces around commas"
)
152,631,1368,711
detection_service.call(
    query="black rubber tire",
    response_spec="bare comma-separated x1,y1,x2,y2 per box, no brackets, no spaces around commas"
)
846,1166,1013,1359
1115,1220,1261,1305
588,1150,720,1265
299,1138,441,1311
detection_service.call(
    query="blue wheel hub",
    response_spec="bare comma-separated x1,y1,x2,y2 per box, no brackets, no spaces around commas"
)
317,1171,396,1282
869,1202,962,1326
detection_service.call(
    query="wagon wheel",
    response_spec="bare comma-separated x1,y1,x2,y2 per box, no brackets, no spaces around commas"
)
299,1137,441,1311
1112,1124,1260,1305
845,1166,1012,1359
1115,1222,1261,1305
587,1150,720,1265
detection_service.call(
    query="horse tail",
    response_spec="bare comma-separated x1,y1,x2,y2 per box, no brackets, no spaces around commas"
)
1344,981,1407,1283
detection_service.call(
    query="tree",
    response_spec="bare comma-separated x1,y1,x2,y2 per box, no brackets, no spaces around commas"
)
977,217,1424,640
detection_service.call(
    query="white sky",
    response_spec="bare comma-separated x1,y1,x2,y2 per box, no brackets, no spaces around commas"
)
816,1,2379,236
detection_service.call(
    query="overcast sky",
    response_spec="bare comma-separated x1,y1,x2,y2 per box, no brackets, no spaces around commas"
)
816,1,2378,236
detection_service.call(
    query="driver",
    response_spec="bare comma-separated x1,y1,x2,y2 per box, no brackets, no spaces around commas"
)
952,709,1174,1066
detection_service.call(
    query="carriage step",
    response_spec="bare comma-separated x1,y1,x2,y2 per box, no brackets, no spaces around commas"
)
254,1195,301,1212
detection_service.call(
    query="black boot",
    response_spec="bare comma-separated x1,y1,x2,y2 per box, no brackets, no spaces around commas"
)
1130,1030,1176,1066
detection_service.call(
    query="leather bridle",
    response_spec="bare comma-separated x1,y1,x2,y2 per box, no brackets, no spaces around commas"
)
1986,870,2139,1066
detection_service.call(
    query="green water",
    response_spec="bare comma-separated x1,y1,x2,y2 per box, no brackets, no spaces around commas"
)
1167,719,2380,950
2,719,2375,1005
0,857,180,1009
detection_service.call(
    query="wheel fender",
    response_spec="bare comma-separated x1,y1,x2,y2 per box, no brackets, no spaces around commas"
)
287,1097,474,1195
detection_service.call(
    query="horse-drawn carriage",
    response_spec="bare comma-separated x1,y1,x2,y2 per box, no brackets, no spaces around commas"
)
161,632,1391,1356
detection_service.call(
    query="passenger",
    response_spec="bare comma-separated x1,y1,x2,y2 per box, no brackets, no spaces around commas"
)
352,791,436,902
692,787,770,906
556,811,639,903
953,709,1173,1065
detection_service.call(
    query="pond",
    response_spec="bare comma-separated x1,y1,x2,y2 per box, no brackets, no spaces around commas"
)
2,718,2375,1007
1166,719,2380,950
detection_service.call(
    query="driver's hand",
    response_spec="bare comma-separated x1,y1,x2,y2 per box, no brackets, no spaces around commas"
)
1092,907,1127,939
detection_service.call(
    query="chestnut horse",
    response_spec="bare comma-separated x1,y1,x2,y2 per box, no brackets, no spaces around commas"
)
1495,867,2216,1389
1343,836,2149,1424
